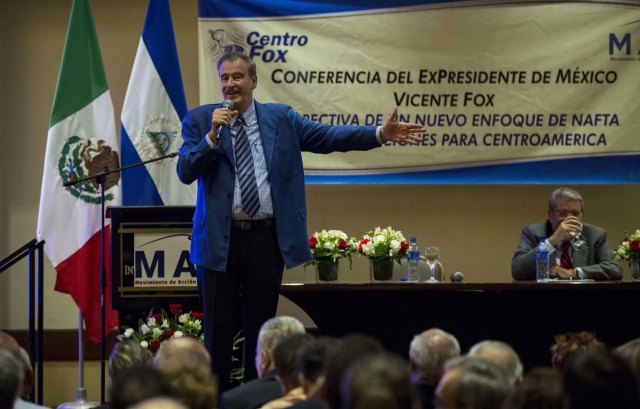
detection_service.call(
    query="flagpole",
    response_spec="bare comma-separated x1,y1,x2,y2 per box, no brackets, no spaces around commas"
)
56,310,99,409
62,151,178,401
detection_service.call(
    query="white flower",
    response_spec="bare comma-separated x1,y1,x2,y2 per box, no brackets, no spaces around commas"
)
194,320,202,331
141,324,150,336
323,241,336,250
179,313,189,324
173,331,184,338
161,319,170,329
140,340,149,349
390,240,400,251
152,328,163,338
123,328,134,338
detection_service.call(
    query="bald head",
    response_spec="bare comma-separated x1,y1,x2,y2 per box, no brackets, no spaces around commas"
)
468,340,523,385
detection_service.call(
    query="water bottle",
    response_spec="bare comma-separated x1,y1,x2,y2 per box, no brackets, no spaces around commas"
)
536,236,550,282
407,237,420,282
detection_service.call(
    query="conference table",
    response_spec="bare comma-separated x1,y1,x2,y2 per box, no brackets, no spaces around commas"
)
279,281,640,370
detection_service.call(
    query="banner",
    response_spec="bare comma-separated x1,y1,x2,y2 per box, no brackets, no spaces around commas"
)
37,0,120,343
198,0,640,183
121,0,194,204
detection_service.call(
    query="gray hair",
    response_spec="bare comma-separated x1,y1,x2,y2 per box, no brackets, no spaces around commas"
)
0,349,21,409
409,328,460,383
257,316,306,354
548,187,584,212
217,52,257,78
468,340,523,386
443,356,511,409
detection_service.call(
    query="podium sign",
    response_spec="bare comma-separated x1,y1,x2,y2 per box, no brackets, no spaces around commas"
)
109,206,199,311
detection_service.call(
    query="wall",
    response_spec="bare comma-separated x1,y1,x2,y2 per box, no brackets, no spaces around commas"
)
1,1,638,407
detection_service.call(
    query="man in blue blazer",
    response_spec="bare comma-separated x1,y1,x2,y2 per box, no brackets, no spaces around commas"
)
177,52,424,391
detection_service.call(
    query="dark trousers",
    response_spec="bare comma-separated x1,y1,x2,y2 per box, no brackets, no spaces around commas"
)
196,223,284,392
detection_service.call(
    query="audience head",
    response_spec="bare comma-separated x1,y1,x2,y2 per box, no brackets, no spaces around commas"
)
563,347,640,409
0,332,27,398
435,356,510,409
153,337,217,409
550,331,604,372
614,337,640,387
298,336,339,396
272,333,314,393
0,349,21,409
321,333,384,409
255,315,306,377
129,397,189,409
468,339,523,385
110,365,171,409
341,351,420,409
108,340,154,380
501,367,567,409
409,328,460,385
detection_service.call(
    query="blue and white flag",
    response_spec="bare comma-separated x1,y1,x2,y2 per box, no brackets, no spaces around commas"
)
121,0,194,205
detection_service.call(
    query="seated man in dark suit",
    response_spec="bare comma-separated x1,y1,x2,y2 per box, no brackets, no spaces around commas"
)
222,316,306,409
511,187,622,280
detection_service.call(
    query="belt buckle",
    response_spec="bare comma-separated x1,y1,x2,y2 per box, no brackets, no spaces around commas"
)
238,220,252,230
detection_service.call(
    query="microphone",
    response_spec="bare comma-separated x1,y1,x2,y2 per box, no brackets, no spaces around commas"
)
215,99,234,143
450,271,464,283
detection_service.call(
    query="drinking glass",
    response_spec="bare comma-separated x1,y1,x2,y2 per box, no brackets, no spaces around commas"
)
571,224,586,251
424,246,440,282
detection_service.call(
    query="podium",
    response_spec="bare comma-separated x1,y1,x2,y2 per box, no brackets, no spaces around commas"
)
109,206,199,327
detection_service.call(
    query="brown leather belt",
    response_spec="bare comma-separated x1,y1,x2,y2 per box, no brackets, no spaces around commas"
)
231,218,275,230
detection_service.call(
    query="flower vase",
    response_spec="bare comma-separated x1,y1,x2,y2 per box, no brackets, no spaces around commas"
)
631,257,640,282
316,259,339,283
370,259,394,282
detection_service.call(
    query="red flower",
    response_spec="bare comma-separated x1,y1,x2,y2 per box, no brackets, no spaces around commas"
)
192,312,204,321
152,313,162,323
630,240,640,252
169,304,182,316
309,236,318,248
338,240,348,249
149,340,161,353
399,241,409,254
163,330,175,339
359,238,370,251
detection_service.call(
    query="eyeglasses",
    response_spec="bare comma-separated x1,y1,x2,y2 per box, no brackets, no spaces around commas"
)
553,210,582,218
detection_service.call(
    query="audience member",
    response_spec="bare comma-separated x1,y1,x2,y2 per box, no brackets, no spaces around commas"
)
409,328,460,409
108,340,153,380
501,367,567,409
260,333,314,409
222,316,306,409
614,337,640,387
468,340,523,385
342,351,420,409
511,187,622,280
434,356,510,409
0,331,47,409
563,348,640,409
550,331,604,372
153,337,218,409
0,349,21,409
130,397,188,409
109,365,171,409
321,333,384,409
288,337,339,409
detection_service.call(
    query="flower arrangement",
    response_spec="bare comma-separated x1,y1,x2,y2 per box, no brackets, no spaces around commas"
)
308,229,359,266
118,304,204,353
358,226,409,263
613,230,640,261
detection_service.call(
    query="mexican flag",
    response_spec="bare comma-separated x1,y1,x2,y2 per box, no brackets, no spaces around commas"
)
36,0,120,343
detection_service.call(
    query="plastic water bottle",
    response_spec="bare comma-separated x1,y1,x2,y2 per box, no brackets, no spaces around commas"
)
407,237,420,282
536,236,550,282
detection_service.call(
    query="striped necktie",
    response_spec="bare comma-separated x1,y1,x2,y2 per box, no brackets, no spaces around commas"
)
234,114,260,218
561,241,573,268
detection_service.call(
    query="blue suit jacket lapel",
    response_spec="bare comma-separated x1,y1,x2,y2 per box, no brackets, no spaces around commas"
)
255,102,276,171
